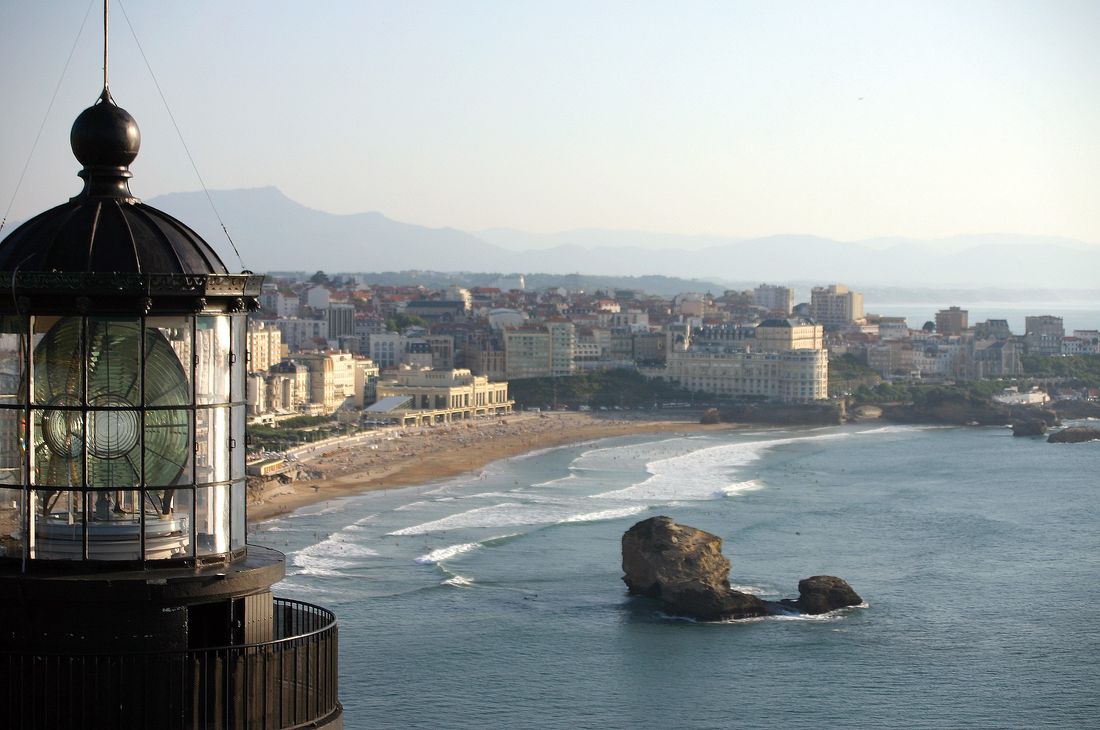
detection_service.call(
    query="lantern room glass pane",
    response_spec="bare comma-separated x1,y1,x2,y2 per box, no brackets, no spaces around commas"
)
0,408,23,487
196,485,230,556
231,405,246,480
144,409,192,486
145,316,192,406
86,408,142,488
145,487,193,559
231,480,245,550
0,487,22,559
196,316,231,405
33,316,83,405
231,315,245,400
31,489,82,560
87,317,142,408
0,316,26,405
85,489,141,561
196,407,229,484
32,408,83,487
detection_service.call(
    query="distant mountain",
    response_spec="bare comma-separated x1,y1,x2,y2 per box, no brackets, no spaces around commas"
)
146,187,1100,289
478,227,738,251
148,187,501,274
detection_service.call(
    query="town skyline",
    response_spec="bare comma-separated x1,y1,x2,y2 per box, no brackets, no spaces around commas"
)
2,1,1099,244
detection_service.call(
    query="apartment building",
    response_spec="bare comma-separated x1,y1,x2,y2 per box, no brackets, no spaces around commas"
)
663,347,828,402
810,284,864,327
935,306,969,335
753,284,794,315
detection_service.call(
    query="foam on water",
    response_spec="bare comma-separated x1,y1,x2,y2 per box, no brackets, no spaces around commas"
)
415,541,483,564
442,575,474,587
712,480,763,498
393,500,429,511
388,501,573,535
728,584,779,596
289,531,379,577
557,505,649,524
593,431,852,502
530,473,579,488
856,424,944,435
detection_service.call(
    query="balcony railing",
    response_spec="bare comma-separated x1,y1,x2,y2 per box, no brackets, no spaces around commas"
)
1,598,339,730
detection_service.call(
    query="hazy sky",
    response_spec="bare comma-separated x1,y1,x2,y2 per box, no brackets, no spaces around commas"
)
1,1,1098,243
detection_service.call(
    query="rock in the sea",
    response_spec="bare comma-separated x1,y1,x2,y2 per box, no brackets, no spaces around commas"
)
1047,426,1100,444
1012,420,1047,437
793,575,863,614
622,516,766,620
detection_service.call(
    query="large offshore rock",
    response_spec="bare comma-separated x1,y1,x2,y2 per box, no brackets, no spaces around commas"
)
793,575,863,614
1011,420,1047,437
621,516,767,620
1047,426,1100,444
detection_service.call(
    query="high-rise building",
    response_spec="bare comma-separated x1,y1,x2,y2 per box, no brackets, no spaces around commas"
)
753,284,794,315
1024,315,1064,356
935,306,969,335
810,284,864,327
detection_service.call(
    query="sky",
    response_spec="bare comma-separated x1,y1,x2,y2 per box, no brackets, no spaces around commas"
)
1,1,1098,243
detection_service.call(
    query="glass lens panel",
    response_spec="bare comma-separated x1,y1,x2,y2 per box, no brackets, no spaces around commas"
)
31,489,82,560
0,408,25,487
145,409,192,486
87,317,142,408
196,316,230,405
231,405,245,480
195,484,230,555
231,315,245,401
230,480,245,550
144,487,192,560
0,316,27,405
31,408,83,487
0,487,23,559
196,407,229,484
33,316,83,405
86,489,141,561
86,409,141,488
145,316,192,406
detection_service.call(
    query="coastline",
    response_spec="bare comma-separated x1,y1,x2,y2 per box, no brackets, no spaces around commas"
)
247,412,738,524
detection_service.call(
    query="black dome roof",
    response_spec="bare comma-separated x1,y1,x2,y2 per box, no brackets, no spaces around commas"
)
0,90,228,276
0,198,228,275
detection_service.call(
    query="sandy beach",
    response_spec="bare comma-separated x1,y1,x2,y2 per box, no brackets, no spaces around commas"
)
248,412,736,523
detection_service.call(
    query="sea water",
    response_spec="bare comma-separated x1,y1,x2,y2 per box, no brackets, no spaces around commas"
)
252,424,1099,729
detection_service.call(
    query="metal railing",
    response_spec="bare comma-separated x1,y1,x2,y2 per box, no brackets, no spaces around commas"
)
2,598,339,730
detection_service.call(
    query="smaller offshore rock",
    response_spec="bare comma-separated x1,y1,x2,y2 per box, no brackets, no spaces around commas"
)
621,516,766,621
1011,420,1047,437
1047,426,1100,444
792,575,863,614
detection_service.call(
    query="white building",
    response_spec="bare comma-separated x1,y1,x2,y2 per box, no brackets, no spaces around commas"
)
662,347,828,402
753,284,794,315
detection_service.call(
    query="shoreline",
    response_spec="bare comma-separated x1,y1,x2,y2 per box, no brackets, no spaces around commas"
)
247,412,739,524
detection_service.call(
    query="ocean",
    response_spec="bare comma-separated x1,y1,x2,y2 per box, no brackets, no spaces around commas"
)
252,424,1100,729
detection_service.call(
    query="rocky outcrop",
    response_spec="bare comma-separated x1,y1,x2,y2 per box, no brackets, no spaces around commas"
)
787,575,863,614
717,403,844,426
622,517,862,621
1012,420,1047,437
882,401,1060,427
1048,426,1100,444
621,516,766,620
851,405,883,421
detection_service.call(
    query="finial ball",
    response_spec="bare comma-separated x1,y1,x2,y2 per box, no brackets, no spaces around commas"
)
70,92,140,169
